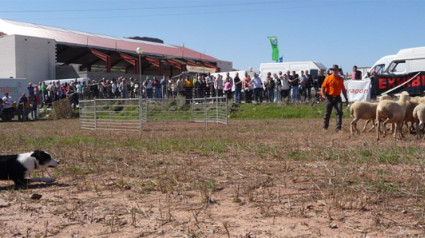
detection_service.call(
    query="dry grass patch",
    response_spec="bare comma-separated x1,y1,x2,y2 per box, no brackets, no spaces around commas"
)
0,119,425,237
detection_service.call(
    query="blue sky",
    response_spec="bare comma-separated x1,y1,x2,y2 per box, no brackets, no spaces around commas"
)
1,0,424,73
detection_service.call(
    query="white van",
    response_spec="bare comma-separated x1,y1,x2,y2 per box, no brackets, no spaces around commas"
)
363,54,396,79
374,47,425,96
0,78,29,100
384,47,425,75
259,61,327,82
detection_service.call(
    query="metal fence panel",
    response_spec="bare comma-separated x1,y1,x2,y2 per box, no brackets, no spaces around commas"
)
79,96,228,131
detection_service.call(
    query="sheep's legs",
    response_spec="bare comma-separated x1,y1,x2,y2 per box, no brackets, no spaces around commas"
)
351,119,359,135
364,119,376,133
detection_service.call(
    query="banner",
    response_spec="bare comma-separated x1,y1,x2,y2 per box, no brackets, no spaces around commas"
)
343,79,371,102
373,72,425,95
186,65,217,74
267,36,279,61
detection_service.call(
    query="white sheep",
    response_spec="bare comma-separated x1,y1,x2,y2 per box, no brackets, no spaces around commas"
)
349,95,392,135
413,103,425,139
350,101,378,135
376,91,410,140
403,100,418,134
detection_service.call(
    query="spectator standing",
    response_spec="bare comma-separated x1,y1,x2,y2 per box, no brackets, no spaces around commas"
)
76,81,83,98
161,76,167,98
200,75,207,97
265,76,275,103
144,77,153,98
128,78,135,98
184,75,193,101
321,64,348,131
120,78,128,98
317,70,326,90
194,76,201,98
170,78,177,98
299,71,307,102
17,93,28,121
352,65,362,80
153,77,161,99
234,72,242,103
89,80,99,99
28,83,34,96
167,77,172,98
223,77,232,101
225,73,233,100
67,82,78,109
33,85,40,106
28,94,37,120
252,73,263,103
40,82,47,104
111,79,118,97
280,73,291,103
289,71,300,103
369,70,377,100
55,82,61,99
82,81,89,99
305,70,313,101
215,75,224,97
2,92,15,121
206,73,212,97
243,73,253,103
273,73,281,103
177,76,185,97
210,76,216,97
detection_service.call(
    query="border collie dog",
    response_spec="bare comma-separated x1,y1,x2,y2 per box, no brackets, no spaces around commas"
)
0,150,59,187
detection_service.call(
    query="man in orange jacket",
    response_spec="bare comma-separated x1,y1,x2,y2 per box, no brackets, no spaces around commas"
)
321,64,349,131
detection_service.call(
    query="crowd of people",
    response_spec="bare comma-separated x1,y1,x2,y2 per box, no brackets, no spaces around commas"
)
0,65,365,122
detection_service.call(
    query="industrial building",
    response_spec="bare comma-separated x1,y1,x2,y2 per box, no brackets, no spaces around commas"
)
0,19,232,84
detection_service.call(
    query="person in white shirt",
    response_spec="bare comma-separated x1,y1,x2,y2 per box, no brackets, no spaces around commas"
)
1,92,15,121
215,75,224,97
252,73,263,103
280,72,291,103
111,79,118,97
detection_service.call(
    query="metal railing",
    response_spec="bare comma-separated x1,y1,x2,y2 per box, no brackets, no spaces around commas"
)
79,96,228,131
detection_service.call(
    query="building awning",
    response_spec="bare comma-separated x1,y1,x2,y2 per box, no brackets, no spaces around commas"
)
165,58,183,72
119,53,139,74
90,48,111,72
201,62,220,72
0,19,220,62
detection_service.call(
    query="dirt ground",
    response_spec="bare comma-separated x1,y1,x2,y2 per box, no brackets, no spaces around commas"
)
1,118,425,237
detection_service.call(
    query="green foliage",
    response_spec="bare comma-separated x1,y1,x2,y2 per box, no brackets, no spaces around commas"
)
229,103,350,120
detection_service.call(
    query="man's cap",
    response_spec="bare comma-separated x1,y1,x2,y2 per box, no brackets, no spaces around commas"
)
331,64,340,70
278,71,282,75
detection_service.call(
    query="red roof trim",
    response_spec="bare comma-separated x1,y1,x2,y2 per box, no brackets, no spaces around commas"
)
119,53,139,74
144,56,160,68
165,59,182,71
89,48,111,72
185,60,202,67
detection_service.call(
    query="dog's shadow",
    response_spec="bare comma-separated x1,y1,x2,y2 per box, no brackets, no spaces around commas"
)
0,182,69,191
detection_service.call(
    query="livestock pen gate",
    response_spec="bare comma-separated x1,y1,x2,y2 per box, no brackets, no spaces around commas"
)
79,97,228,131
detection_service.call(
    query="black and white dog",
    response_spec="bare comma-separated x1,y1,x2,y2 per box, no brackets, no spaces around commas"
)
0,150,59,187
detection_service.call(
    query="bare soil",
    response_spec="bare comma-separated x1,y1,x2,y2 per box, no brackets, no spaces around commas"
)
1,118,425,237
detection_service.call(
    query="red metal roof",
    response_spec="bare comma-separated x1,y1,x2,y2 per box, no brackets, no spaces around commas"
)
0,19,219,62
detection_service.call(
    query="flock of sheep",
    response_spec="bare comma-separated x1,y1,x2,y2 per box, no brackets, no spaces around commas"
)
350,91,425,140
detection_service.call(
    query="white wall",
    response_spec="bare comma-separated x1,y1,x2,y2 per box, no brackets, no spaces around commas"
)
217,60,233,72
0,35,56,84
0,35,16,78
